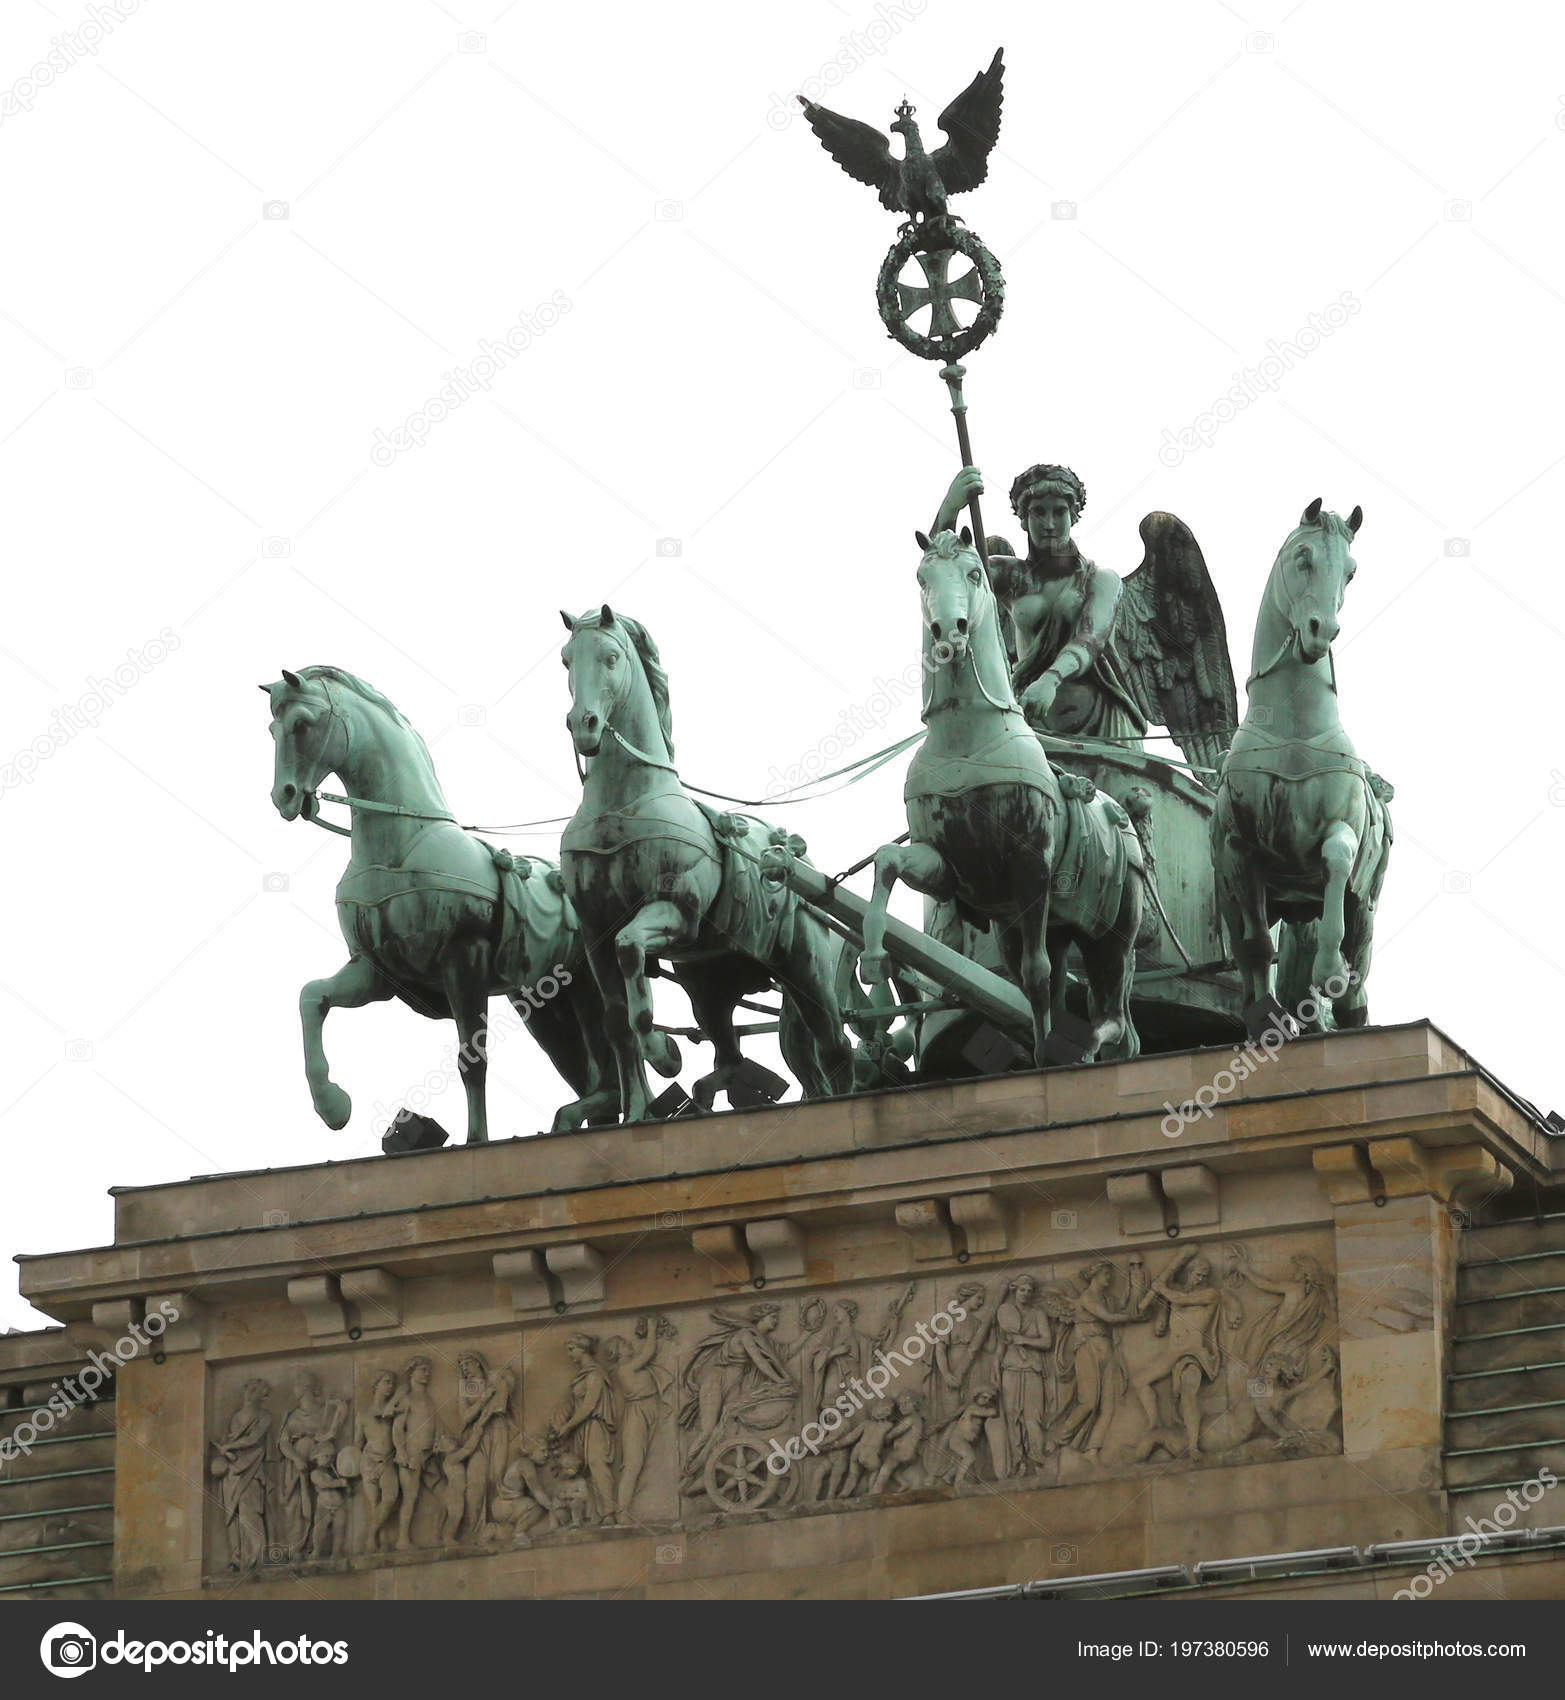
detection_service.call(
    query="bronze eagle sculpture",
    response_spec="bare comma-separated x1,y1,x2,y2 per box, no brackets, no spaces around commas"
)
796,48,1005,226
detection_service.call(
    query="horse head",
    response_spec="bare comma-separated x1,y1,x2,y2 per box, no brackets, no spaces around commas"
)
1269,498,1363,665
560,604,672,761
260,667,345,821
913,525,985,666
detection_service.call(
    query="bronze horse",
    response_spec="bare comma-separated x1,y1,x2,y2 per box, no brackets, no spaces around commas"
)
862,530,1148,1066
559,607,854,1123
264,666,621,1141
1213,500,1392,1036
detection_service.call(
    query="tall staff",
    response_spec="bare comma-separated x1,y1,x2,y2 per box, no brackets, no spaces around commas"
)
796,50,1009,567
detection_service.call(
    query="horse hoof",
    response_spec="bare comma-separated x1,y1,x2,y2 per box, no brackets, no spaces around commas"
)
644,1030,681,1079
859,953,890,985
315,1084,351,1130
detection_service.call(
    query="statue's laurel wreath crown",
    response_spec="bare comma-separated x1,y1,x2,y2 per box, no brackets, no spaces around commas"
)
1010,463,1086,522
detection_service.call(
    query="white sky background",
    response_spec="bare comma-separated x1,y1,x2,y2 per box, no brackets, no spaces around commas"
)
1,0,1562,1328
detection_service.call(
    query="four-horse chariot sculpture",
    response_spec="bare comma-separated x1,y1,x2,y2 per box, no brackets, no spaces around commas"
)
261,46,1394,1144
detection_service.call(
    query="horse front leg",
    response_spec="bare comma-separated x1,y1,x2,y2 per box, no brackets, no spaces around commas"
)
614,898,687,1124
299,956,392,1129
1216,834,1280,1039
580,931,644,1125
440,945,493,1145
861,841,953,985
1312,820,1359,997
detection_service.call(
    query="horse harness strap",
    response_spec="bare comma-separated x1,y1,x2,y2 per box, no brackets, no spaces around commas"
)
1222,726,1372,786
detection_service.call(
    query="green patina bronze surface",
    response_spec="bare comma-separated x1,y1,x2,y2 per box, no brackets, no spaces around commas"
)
859,528,1147,1068
558,606,854,1124
262,667,622,1142
251,51,1401,1144
1212,501,1393,1036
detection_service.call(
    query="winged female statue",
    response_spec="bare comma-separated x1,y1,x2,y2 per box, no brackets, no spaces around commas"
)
931,463,1238,778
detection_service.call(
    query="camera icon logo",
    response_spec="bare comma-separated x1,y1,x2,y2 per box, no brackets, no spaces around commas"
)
1444,199,1472,222
655,537,682,558
458,31,486,52
40,1622,96,1677
458,705,487,727
262,200,290,221
64,1039,94,1062
655,200,684,222
657,1210,684,1230
1444,537,1470,557
1051,1209,1078,1231
262,536,292,558
64,368,94,390
262,1208,290,1227
1246,31,1275,52
1052,1544,1077,1565
1442,870,1471,894
851,368,882,391
1050,200,1077,221
262,872,289,894
655,1542,684,1564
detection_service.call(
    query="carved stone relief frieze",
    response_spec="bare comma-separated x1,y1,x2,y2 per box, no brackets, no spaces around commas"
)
205,1232,1339,1573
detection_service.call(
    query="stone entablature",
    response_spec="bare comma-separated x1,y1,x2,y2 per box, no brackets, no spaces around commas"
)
12,1022,1554,1599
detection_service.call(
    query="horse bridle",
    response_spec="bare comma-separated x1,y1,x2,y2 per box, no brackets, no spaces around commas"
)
291,675,458,837
921,557,1018,719
567,622,681,779
1246,533,1340,692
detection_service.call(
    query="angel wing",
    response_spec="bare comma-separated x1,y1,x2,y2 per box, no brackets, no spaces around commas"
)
930,47,1006,195
1117,512,1239,778
795,101,900,210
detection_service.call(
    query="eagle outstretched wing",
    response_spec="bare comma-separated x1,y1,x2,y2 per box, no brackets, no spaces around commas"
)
931,47,1005,195
1117,512,1239,778
795,101,900,210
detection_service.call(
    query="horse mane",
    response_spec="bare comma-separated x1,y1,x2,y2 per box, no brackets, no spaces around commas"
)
294,666,404,721
573,612,675,757
1277,509,1354,563
925,528,977,562
296,666,437,764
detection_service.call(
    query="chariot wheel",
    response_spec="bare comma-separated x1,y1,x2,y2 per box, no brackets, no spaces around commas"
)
704,1437,782,1512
